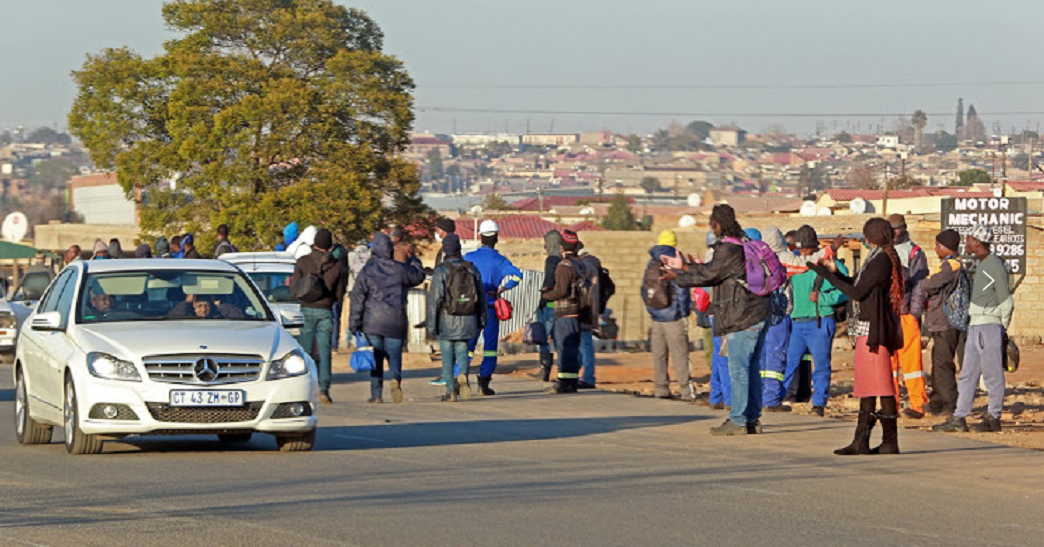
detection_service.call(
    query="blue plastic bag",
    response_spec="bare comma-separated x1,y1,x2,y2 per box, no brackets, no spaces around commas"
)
350,333,374,373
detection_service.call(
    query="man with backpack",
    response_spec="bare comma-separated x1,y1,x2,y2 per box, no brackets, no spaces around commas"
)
464,220,523,396
661,205,778,435
293,228,347,404
922,229,966,417
214,224,238,258
643,230,696,401
537,230,563,382
889,214,931,419
577,240,610,389
935,225,1013,433
426,233,486,402
541,229,586,394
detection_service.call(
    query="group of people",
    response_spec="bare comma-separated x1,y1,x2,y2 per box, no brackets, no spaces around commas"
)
64,225,240,264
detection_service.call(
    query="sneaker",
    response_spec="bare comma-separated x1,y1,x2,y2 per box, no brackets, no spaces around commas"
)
319,390,333,405
428,378,446,386
970,415,1002,433
577,381,597,390
440,393,457,403
747,421,763,434
710,420,748,436
456,375,471,400
391,379,403,404
366,397,383,404
812,406,825,417
902,408,925,420
932,416,969,432
765,405,792,413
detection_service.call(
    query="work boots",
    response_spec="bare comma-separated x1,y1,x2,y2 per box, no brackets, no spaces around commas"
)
834,397,877,456
538,353,553,382
870,396,900,455
477,376,496,396
547,378,578,394
456,375,471,400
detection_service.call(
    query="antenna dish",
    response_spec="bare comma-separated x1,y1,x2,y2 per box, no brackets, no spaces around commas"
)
579,207,595,216
678,215,697,228
2,212,28,243
686,193,703,207
849,197,867,215
469,205,484,215
799,201,818,217
817,207,833,216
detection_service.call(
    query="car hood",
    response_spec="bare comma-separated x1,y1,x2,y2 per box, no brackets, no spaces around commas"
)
73,321,293,362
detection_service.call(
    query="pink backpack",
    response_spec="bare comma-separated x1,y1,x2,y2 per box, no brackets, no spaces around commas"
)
721,237,786,297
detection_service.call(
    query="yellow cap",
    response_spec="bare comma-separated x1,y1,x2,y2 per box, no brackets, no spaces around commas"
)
657,230,677,247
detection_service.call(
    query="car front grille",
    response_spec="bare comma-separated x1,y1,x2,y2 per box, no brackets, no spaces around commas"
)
143,354,264,385
146,402,263,423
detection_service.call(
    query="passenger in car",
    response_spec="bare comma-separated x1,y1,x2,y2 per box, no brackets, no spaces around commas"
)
169,296,245,320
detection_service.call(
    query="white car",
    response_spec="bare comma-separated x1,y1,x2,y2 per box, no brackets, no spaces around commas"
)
219,252,301,335
12,259,317,455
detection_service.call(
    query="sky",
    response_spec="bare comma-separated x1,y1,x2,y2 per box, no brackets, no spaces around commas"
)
3,0,1044,137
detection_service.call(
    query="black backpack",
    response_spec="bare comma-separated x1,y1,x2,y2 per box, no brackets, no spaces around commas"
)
295,261,328,303
598,267,616,310
569,258,597,324
642,261,672,310
444,262,480,316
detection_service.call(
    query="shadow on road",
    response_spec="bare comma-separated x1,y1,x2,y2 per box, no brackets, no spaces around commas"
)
0,389,12,402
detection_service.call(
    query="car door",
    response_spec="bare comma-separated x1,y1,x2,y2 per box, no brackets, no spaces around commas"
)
23,270,73,412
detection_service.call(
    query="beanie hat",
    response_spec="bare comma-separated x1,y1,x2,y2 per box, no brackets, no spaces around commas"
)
744,228,762,242
442,233,462,258
314,228,333,250
562,229,580,252
657,230,677,247
435,217,456,234
969,225,994,245
795,225,819,249
936,229,961,253
93,240,108,255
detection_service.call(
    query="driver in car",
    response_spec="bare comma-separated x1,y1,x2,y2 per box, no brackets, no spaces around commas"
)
86,292,114,319
169,295,245,319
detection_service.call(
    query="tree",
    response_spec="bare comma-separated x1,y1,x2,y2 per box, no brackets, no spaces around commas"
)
427,150,444,181
480,192,510,210
965,105,986,143
836,131,852,143
650,129,671,152
847,163,877,190
68,0,422,251
625,134,642,153
600,192,638,231
686,120,714,141
25,127,72,145
933,131,958,153
955,169,991,187
28,158,81,190
640,176,662,194
911,110,927,151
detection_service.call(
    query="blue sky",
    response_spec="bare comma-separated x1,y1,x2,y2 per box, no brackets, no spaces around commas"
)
3,0,1043,136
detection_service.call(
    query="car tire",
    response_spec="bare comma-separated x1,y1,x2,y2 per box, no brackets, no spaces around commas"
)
217,433,253,443
15,368,52,445
275,429,315,452
64,375,103,455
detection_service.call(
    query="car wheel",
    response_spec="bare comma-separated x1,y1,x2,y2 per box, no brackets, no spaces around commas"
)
275,429,315,452
217,433,253,444
15,368,52,445
64,375,103,455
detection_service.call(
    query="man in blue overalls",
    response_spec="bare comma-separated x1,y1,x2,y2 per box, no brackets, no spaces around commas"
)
465,220,523,395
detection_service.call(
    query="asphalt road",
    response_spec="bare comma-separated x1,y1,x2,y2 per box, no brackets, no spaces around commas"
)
1,364,1043,547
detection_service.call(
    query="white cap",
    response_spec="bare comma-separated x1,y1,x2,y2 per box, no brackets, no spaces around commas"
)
479,219,500,236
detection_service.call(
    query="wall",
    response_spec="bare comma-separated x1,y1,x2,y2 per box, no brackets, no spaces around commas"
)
33,223,141,252
73,184,136,225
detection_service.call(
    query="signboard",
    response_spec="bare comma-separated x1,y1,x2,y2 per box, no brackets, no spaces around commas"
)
941,196,1027,274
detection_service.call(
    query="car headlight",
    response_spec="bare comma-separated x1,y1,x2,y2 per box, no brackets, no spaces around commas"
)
86,352,141,382
267,349,309,380
0,313,16,329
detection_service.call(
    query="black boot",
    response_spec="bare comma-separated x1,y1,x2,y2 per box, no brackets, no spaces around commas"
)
834,397,877,456
547,377,578,394
871,396,900,455
477,376,496,396
539,353,553,382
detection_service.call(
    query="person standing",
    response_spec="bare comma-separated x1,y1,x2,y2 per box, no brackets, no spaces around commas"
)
329,241,350,352
921,229,965,417
350,233,425,403
888,214,930,419
426,234,486,402
275,222,299,252
704,231,731,410
662,205,771,436
809,218,905,455
465,220,523,396
760,228,795,413
293,228,347,405
934,226,1013,433
433,217,457,268
182,234,200,259
577,240,603,389
541,229,584,394
91,240,110,260
644,230,696,401
214,224,238,257
537,230,563,382
64,245,82,265
170,235,183,258
155,237,172,258
134,244,152,258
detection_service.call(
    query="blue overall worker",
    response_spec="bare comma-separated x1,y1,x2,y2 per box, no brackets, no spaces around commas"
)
465,220,523,395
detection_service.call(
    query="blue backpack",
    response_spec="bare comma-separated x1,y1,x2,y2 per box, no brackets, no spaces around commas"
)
943,261,971,331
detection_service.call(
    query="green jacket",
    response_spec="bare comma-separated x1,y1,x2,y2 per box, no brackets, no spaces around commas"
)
790,261,848,320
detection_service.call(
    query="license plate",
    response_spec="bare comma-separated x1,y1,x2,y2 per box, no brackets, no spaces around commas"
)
170,390,246,407
287,328,301,336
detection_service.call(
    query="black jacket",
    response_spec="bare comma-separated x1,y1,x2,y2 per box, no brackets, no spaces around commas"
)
293,250,347,310
810,251,902,354
349,234,426,339
426,257,487,341
674,239,769,336
543,253,581,318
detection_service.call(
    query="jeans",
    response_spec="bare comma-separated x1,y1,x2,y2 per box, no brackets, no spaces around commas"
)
726,321,767,426
536,305,556,357
783,317,836,408
709,317,731,406
579,330,595,384
368,334,405,400
467,306,501,378
956,324,1005,419
300,308,333,391
330,302,342,351
439,340,469,393
554,316,581,378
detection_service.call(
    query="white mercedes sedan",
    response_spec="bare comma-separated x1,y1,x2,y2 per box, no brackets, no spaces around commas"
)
12,259,318,455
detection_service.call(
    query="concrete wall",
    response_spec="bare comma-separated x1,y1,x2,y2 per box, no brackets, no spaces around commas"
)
34,223,141,252
73,184,136,225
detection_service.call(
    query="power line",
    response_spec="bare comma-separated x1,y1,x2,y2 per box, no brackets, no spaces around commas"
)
417,106,1044,118
421,80,1044,91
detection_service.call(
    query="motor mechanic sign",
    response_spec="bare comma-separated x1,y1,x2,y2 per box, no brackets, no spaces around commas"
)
941,196,1027,274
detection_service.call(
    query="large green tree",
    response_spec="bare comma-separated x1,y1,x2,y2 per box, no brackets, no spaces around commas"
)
955,168,991,187
69,0,425,251
601,192,638,231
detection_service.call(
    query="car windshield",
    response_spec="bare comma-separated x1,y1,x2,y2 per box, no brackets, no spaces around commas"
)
77,270,272,324
247,272,297,303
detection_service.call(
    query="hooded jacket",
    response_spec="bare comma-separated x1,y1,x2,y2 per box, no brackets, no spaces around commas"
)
275,222,300,252
643,244,693,323
155,237,171,258
762,228,795,316
349,234,426,339
895,232,928,317
426,256,487,341
287,225,317,259
540,230,563,307
922,255,961,333
293,247,347,311
674,237,770,336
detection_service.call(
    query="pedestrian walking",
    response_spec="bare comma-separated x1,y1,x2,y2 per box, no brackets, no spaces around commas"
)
662,205,772,436
644,230,696,401
934,226,1013,433
426,234,486,402
809,218,905,455
464,220,523,396
350,233,425,403
889,214,930,419
541,229,585,393
294,228,347,405
537,230,563,382
921,229,966,417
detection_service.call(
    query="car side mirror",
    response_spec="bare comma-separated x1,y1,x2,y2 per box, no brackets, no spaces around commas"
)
30,311,62,332
280,309,304,330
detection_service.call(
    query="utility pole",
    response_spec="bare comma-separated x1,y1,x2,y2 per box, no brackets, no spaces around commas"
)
882,162,891,216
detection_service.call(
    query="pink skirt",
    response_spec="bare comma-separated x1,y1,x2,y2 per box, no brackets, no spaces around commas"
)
853,336,895,397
